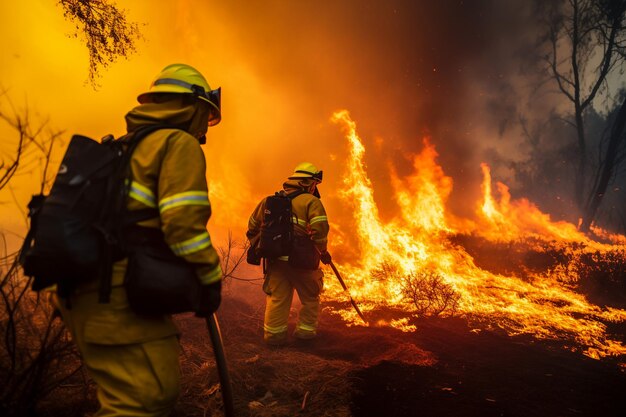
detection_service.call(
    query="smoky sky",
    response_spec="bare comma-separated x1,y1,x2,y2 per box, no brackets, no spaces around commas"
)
206,0,557,218
0,0,575,246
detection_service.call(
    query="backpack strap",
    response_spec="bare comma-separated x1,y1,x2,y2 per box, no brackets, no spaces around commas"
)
17,194,46,266
97,124,174,304
285,189,306,233
116,124,175,227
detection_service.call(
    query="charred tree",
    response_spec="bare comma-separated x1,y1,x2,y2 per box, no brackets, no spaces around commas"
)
581,94,626,232
546,0,626,217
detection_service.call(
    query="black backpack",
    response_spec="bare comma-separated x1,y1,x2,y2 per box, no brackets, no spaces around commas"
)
256,190,304,259
19,125,168,302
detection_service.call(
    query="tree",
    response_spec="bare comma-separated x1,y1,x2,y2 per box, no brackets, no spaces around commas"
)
546,0,626,224
58,0,142,87
0,92,64,193
581,92,626,231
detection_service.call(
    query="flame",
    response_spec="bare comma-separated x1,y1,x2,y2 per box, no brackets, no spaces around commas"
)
326,110,626,359
477,163,602,245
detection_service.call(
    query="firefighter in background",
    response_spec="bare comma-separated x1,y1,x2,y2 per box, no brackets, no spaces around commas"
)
247,163,331,345
57,64,223,416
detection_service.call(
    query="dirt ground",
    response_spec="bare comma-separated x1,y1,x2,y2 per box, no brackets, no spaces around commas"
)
37,271,626,417
168,275,626,417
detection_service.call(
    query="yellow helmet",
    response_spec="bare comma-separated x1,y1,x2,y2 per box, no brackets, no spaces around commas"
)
289,162,323,183
138,63,222,126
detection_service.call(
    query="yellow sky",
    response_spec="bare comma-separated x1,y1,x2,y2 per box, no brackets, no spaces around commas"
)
0,0,350,250
1,0,566,253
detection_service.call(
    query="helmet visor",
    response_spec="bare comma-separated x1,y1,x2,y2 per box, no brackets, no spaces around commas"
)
208,87,221,110
312,170,323,183
206,87,221,126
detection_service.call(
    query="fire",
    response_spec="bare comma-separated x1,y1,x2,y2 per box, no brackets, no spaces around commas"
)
480,162,504,223
476,163,611,246
325,110,626,359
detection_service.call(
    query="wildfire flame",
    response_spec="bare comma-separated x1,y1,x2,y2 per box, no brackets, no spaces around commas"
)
325,110,626,359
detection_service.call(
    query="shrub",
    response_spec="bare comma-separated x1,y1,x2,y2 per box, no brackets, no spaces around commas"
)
401,270,460,317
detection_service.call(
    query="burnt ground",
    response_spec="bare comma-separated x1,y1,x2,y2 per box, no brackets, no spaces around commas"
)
29,236,626,416
37,276,626,417
169,277,626,417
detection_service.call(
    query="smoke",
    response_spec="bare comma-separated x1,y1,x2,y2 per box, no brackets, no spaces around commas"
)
190,0,565,225
0,0,572,245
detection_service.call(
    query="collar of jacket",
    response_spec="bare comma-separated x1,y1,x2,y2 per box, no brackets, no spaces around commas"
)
282,179,315,195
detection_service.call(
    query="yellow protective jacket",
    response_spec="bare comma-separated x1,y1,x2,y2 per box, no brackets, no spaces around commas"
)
123,100,222,286
248,179,329,254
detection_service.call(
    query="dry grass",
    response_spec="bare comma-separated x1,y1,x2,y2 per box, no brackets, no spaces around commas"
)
371,261,461,317
401,270,460,318
0,263,83,416
173,291,357,417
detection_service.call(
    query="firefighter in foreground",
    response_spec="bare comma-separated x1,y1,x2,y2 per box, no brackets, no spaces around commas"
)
247,163,331,345
57,64,223,416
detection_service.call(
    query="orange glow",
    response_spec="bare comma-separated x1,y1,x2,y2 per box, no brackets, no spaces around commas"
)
325,110,626,359
2,1,626,361
480,163,504,223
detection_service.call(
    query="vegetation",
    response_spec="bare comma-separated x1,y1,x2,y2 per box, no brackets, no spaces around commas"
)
400,270,461,318
507,1,626,232
0,93,78,417
372,262,461,318
58,0,143,87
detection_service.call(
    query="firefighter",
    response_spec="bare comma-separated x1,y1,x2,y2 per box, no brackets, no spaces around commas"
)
57,63,223,416
247,162,331,345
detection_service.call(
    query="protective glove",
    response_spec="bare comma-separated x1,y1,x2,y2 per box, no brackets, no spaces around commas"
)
196,281,222,318
319,250,332,265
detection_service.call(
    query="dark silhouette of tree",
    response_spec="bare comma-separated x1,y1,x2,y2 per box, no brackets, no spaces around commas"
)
58,0,142,87
581,92,626,231
546,0,626,222
0,92,64,193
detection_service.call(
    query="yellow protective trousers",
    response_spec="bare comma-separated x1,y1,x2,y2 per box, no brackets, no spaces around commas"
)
263,260,324,343
57,261,181,417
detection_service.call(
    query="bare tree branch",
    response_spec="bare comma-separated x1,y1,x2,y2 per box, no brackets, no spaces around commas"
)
58,0,143,88
546,0,626,217
218,231,252,283
0,92,64,193
0,94,76,416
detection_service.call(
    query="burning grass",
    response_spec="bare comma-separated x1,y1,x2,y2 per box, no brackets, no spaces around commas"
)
451,234,626,307
7,109,626,415
401,270,461,318
370,262,460,318
324,110,626,360
10,279,626,417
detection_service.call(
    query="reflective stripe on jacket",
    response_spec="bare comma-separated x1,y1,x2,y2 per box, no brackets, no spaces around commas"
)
125,120,221,285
